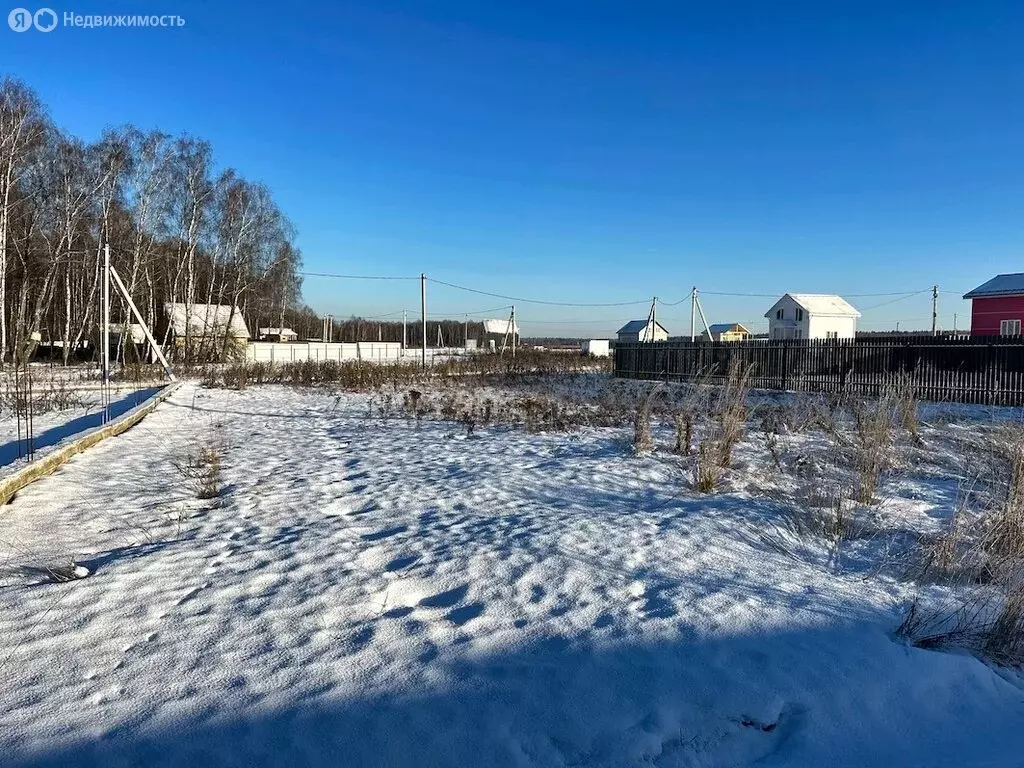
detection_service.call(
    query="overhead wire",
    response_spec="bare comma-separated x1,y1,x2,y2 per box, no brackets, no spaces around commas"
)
426,277,650,307
299,271,418,280
298,272,974,328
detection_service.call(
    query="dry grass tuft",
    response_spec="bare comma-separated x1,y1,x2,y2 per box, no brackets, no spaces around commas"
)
850,393,895,505
691,361,750,492
175,443,224,501
899,426,1024,666
633,383,663,453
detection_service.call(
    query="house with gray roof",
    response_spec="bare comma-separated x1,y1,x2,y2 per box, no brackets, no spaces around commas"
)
616,319,669,343
963,273,1024,337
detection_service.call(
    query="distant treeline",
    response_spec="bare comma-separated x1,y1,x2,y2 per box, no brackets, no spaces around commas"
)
323,317,493,347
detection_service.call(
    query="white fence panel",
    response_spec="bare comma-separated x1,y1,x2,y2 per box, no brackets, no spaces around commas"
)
246,342,404,364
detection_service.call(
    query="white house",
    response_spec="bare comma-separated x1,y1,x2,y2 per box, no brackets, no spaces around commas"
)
616,319,669,344
258,327,299,342
481,318,519,351
581,339,610,357
165,302,250,342
765,294,860,340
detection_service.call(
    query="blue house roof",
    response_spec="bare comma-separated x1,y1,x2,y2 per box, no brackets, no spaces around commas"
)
963,273,1024,299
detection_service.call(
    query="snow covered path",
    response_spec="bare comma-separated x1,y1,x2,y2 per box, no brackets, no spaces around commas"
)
0,386,164,474
1,384,1022,767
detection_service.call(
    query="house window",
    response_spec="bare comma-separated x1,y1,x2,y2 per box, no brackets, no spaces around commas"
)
1000,319,1021,336
776,309,784,320
794,329,802,339
796,308,804,322
826,331,838,340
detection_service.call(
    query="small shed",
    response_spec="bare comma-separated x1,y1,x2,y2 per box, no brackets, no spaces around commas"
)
616,319,669,344
963,274,1024,337
581,339,610,357
703,323,751,343
258,327,299,342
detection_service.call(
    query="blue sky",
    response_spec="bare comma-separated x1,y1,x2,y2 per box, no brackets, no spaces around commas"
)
4,1,1023,336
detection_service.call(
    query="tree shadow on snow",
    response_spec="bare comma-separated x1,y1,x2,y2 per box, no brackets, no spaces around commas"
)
8,621,1024,768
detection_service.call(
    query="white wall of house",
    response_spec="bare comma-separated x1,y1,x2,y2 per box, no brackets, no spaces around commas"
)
767,296,810,339
807,315,857,340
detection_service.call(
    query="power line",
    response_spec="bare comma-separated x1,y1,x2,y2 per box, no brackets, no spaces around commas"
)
518,318,620,324
857,290,930,311
299,271,418,280
299,270,974,311
676,288,936,301
326,304,512,321
427,277,650,307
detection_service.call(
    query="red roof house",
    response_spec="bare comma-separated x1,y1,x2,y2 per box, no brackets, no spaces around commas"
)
963,274,1024,337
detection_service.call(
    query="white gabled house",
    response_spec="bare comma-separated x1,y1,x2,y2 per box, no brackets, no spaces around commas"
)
765,294,860,340
481,318,519,351
616,319,669,344
165,302,250,343
258,327,299,342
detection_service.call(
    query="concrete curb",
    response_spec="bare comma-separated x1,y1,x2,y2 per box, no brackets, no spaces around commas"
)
0,381,182,506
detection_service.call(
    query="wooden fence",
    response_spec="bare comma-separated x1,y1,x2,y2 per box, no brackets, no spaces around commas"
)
614,336,1024,405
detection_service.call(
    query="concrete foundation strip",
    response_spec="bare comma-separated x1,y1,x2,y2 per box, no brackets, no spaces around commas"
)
0,381,182,506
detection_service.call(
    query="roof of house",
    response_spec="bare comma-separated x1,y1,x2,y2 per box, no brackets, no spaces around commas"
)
258,327,298,337
165,303,250,339
707,323,751,335
482,318,520,335
617,319,669,335
113,323,147,344
764,294,861,318
963,273,1024,299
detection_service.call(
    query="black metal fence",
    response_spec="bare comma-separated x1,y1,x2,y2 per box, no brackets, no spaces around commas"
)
614,336,1024,405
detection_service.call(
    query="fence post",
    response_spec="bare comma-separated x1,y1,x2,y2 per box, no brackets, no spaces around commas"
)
780,343,789,391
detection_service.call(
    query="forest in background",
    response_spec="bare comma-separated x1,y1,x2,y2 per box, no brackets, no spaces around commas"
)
0,76,316,364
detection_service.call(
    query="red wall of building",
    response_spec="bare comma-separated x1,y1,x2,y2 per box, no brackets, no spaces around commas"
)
970,296,1024,336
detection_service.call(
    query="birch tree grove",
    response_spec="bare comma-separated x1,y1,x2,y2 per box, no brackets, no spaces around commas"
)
0,76,307,365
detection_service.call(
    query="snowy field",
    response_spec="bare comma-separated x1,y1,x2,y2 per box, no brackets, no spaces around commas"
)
1,378,1023,767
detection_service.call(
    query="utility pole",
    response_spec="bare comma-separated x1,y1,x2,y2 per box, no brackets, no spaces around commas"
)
690,286,697,342
694,293,712,338
102,243,110,388
511,305,517,358
464,314,468,349
932,285,938,337
420,273,427,370
402,310,407,350
953,313,958,335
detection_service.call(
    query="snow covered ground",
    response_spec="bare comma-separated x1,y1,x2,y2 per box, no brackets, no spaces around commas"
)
0,380,1022,767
